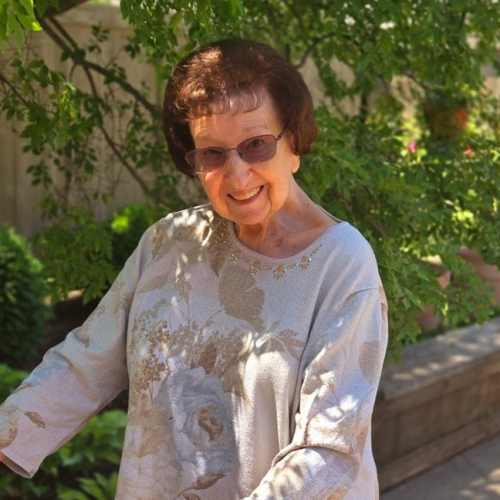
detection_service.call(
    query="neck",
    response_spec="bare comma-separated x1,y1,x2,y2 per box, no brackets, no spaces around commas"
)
234,181,328,256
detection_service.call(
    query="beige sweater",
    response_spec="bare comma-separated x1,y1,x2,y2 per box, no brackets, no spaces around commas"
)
0,204,388,499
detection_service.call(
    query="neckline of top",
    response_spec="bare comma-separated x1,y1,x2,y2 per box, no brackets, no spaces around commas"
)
223,210,348,265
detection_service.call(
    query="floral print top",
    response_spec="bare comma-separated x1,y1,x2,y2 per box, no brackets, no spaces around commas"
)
0,204,388,500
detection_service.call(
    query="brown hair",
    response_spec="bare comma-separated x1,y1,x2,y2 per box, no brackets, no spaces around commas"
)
163,38,318,177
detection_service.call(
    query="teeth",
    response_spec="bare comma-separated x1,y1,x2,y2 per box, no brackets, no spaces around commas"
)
231,186,261,200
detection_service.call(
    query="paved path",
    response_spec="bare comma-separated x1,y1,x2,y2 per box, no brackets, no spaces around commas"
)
382,433,500,499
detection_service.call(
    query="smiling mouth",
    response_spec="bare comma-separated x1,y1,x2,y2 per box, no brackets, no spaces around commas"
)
228,185,264,202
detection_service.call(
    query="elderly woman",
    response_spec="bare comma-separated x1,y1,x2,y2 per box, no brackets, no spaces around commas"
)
0,39,388,499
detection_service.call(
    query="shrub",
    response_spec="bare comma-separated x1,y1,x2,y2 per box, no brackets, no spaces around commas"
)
0,226,49,369
33,209,116,304
34,204,164,305
110,203,162,270
0,364,26,402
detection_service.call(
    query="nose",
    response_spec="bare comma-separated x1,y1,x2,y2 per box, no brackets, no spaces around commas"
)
223,150,251,188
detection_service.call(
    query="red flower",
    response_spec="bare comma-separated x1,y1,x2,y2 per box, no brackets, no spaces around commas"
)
454,108,468,129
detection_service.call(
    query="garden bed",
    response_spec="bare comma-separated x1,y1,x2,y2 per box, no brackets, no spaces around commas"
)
374,316,500,492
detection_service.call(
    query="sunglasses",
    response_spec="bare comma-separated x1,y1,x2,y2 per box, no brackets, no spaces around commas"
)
185,127,286,174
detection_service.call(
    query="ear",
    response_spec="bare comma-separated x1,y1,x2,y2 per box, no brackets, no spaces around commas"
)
285,131,300,174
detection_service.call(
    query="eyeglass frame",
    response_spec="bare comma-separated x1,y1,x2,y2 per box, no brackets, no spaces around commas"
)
185,126,288,174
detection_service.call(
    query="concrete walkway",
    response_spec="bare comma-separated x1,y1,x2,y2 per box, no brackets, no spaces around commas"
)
382,433,500,499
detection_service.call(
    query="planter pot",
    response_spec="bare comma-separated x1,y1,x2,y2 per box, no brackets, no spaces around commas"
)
423,93,468,141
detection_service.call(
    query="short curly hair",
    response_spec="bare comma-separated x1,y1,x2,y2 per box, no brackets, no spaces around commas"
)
163,38,318,177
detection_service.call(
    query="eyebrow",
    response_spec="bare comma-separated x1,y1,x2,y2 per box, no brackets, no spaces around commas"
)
195,124,270,142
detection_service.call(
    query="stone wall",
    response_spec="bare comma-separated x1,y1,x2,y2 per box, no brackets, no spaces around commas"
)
375,316,500,491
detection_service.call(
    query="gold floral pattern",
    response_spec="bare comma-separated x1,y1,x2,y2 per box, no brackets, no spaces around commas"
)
218,263,265,330
175,273,192,303
0,406,19,449
74,302,106,348
136,270,173,295
254,324,305,360
152,220,170,259
198,405,224,441
24,412,46,429
272,250,320,280
181,493,201,500
11,383,33,395
129,309,253,405
109,279,134,315
205,216,231,277
358,340,381,384
128,315,171,406
166,367,236,496
327,485,349,499
0,406,46,449
0,205,387,499
206,213,322,280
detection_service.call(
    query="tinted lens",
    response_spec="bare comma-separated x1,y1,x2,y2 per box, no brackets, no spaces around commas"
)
238,135,277,162
186,147,227,171
185,134,278,173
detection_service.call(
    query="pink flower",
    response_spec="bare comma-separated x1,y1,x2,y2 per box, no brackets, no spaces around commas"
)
407,141,417,153
464,146,473,157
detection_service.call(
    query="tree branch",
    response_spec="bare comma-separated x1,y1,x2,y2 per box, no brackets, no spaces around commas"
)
31,16,156,200
294,31,336,69
49,17,155,200
39,16,160,118
43,0,89,18
359,90,369,125
0,71,31,108
99,126,155,200
459,10,467,30
45,13,80,51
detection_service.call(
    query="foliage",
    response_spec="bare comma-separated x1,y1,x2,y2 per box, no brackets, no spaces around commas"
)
299,108,499,352
34,208,116,303
0,0,41,47
33,203,164,303
0,226,50,368
0,1,499,357
0,1,91,46
0,364,26,401
0,364,125,499
110,203,164,270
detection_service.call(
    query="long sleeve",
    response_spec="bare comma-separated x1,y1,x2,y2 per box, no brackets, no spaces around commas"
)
243,285,388,500
0,226,153,478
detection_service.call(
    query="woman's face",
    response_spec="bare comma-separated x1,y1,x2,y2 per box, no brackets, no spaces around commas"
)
189,91,300,229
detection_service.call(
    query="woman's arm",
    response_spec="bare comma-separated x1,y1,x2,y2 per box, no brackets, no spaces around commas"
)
0,224,155,478
244,286,388,499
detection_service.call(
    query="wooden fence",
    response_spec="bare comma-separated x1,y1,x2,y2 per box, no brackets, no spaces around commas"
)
0,4,162,236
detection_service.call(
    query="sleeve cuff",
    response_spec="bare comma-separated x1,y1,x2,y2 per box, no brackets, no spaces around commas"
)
1,447,36,478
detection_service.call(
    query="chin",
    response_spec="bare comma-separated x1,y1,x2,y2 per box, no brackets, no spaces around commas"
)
233,214,268,228
218,201,272,228
225,208,266,226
